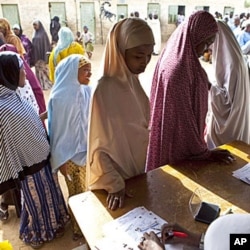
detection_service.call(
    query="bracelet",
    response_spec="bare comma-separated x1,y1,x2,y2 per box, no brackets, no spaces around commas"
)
199,233,205,249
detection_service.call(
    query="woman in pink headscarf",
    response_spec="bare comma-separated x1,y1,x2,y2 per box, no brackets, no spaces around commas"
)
146,11,234,172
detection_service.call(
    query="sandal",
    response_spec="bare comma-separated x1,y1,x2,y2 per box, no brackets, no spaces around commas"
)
72,233,83,241
29,240,44,249
0,207,9,221
55,226,65,238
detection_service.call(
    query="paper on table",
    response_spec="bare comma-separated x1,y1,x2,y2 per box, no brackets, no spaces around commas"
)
94,206,184,250
232,163,250,184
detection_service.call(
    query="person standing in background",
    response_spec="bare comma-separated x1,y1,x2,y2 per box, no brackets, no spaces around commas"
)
49,27,85,83
81,26,94,59
206,20,250,148
0,18,25,57
31,19,51,66
50,16,61,47
12,24,33,66
148,14,161,55
31,20,52,90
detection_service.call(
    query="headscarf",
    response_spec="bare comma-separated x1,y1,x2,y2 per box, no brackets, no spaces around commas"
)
31,20,51,64
0,51,49,194
206,20,250,148
12,23,23,37
0,44,46,113
53,27,74,66
48,54,91,172
0,51,21,90
146,11,218,171
87,18,154,193
0,18,25,56
205,214,250,250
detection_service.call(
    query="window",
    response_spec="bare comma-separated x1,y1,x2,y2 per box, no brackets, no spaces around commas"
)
168,5,185,24
49,2,67,26
1,4,20,27
195,6,210,12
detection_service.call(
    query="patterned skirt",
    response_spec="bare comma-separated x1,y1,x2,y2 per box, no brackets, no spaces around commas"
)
19,163,69,244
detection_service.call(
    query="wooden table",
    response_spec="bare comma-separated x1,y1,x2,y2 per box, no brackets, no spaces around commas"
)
69,141,250,249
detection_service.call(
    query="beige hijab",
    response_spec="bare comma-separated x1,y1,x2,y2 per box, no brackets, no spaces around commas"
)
86,18,154,193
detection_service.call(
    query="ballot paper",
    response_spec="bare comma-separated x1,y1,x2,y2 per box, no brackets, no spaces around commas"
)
94,206,184,250
232,163,250,184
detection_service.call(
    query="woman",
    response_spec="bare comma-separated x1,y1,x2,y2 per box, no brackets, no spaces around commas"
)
0,51,69,249
206,20,250,148
31,20,52,90
146,11,234,172
0,43,46,114
0,18,25,56
48,27,85,83
48,54,92,240
12,23,33,66
86,18,154,211
31,19,51,65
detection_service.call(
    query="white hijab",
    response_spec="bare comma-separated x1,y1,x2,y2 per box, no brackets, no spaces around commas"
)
206,20,250,148
205,214,250,250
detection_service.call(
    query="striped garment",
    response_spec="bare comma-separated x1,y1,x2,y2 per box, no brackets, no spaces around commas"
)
0,84,49,192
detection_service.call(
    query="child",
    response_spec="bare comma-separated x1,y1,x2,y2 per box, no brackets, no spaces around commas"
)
48,54,92,240
86,18,155,211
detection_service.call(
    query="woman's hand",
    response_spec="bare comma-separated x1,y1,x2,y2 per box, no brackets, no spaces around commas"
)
107,188,126,210
208,149,235,164
138,232,165,250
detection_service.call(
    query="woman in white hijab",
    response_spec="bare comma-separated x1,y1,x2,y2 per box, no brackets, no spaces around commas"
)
206,20,250,148
86,18,154,211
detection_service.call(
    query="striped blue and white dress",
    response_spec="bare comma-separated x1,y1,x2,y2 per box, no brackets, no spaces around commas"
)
0,85,69,244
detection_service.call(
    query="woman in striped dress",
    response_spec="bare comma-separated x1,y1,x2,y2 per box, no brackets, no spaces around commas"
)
0,51,69,249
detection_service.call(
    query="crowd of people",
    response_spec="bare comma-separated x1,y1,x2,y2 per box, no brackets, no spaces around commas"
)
0,9,250,250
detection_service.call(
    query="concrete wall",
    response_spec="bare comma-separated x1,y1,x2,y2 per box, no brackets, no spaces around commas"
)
0,0,248,44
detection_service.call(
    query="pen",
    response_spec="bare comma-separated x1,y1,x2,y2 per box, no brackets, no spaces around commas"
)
167,231,188,238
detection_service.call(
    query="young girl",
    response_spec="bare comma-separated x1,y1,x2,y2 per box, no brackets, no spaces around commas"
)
48,54,92,240
86,18,155,211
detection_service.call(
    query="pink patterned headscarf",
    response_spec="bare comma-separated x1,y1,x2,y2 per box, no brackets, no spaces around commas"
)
146,11,218,171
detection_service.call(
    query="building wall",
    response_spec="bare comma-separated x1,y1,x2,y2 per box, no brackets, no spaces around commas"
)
0,0,248,44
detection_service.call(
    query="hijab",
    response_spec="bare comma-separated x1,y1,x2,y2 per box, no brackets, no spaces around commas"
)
0,51,22,90
205,214,250,250
0,51,49,194
146,11,218,171
87,18,154,193
48,54,91,171
0,18,25,56
53,27,74,65
206,20,250,148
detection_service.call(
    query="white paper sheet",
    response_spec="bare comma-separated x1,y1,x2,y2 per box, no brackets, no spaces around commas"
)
94,206,184,250
232,163,250,184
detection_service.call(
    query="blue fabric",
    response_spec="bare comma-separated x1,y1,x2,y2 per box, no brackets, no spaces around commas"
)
53,27,74,66
48,54,91,172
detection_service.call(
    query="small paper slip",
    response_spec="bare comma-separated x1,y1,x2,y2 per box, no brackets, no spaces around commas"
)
94,206,184,250
232,163,250,184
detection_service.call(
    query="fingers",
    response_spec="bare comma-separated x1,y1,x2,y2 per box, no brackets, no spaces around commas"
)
107,193,124,210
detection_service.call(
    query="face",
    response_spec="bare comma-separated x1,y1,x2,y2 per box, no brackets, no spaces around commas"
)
18,66,26,87
125,44,153,74
195,34,216,57
13,28,20,36
33,23,39,30
78,63,92,85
